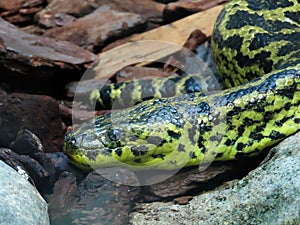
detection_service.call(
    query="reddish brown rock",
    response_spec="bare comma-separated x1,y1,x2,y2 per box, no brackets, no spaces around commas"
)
0,17,96,95
35,0,94,28
43,6,147,52
0,93,64,153
92,0,165,24
173,195,193,205
0,0,45,25
164,0,228,22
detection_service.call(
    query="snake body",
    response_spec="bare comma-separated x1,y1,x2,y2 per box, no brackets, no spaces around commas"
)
64,0,300,170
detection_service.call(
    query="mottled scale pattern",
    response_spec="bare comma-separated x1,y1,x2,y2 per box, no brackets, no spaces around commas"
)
90,73,215,109
64,0,300,170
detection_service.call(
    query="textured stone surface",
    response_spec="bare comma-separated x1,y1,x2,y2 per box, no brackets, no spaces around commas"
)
164,0,228,22
0,160,49,225
130,132,300,225
92,0,165,24
0,0,45,25
0,94,64,152
0,17,96,95
0,148,56,195
35,0,94,28
49,167,140,225
44,6,147,52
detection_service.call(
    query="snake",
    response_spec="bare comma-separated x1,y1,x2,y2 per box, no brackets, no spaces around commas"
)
64,0,300,170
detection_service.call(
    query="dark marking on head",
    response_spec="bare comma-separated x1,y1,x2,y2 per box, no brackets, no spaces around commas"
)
216,153,224,158
107,128,122,141
167,130,181,139
177,144,185,152
115,148,123,157
188,127,197,145
134,158,141,163
131,145,149,156
146,136,167,147
152,154,165,159
189,151,197,158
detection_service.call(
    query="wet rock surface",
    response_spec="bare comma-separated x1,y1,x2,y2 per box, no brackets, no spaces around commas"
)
0,160,50,225
49,167,140,225
130,132,300,225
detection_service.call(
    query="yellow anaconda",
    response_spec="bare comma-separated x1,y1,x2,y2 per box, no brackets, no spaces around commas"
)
64,0,300,170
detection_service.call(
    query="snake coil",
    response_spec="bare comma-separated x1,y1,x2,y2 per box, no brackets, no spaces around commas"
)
64,0,300,170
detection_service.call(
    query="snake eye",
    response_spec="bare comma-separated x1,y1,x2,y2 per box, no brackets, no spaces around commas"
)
107,128,122,141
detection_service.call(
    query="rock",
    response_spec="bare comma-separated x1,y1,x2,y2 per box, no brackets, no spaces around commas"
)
130,132,300,225
0,148,34,184
35,0,95,28
49,167,140,225
0,160,50,225
10,129,44,155
139,152,265,202
43,6,147,52
0,148,56,195
90,0,165,24
46,152,85,180
0,93,64,152
183,29,207,52
36,0,164,29
173,196,193,205
163,0,228,22
48,171,78,220
0,0,45,25
0,17,96,95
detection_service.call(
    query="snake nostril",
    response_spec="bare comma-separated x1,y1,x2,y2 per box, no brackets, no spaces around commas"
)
107,128,122,141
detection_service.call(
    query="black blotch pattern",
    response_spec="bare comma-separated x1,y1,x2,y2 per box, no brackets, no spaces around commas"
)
247,0,293,11
146,136,167,147
184,77,202,93
188,127,197,145
236,142,246,151
131,145,148,156
115,148,123,157
152,154,165,159
177,144,185,152
189,151,197,158
167,130,181,139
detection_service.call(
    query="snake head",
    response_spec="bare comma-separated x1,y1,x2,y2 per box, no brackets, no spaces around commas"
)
63,100,189,170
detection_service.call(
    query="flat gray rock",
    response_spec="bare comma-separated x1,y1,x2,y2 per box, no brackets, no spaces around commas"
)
0,160,49,225
130,132,300,225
